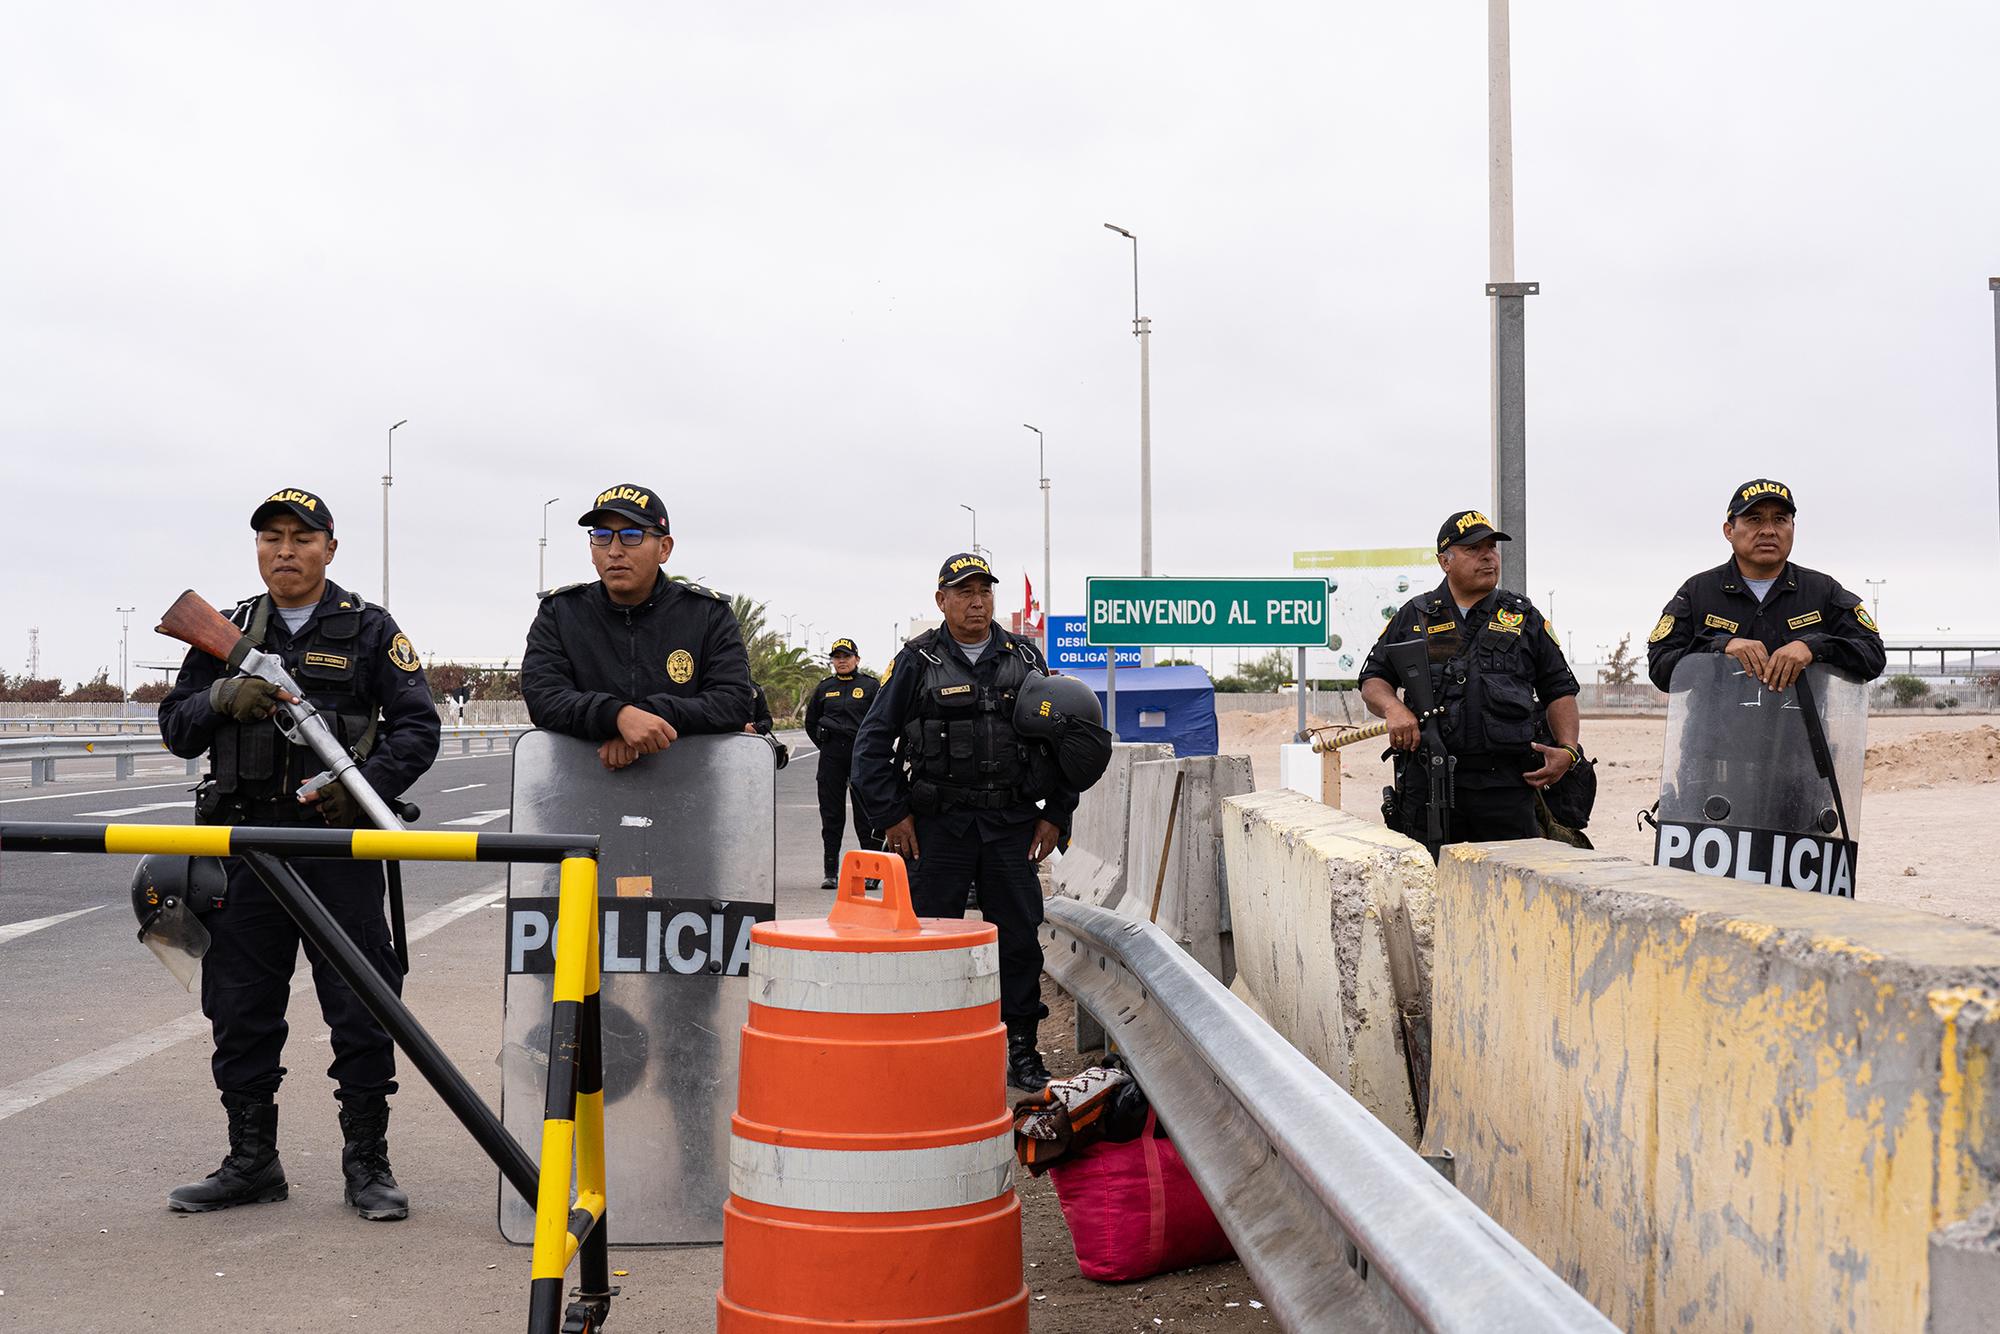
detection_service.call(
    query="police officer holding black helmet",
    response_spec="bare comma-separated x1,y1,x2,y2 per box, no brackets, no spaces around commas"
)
522,482,755,759
1360,510,1582,859
1647,478,1886,691
803,637,880,889
157,487,441,1220
852,553,1082,1091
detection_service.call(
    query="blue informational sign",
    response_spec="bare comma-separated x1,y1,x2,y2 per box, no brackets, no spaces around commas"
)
1047,615,1140,671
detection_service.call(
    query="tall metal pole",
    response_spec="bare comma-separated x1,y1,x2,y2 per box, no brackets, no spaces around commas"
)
1024,424,1050,663
1990,279,1999,536
116,607,135,704
1105,223,1155,667
1487,4,1534,596
538,496,559,595
1865,578,1887,621
383,419,407,607
960,503,978,557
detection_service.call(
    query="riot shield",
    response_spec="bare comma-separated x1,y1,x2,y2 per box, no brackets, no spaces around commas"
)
500,731,777,1244
1655,656,1866,896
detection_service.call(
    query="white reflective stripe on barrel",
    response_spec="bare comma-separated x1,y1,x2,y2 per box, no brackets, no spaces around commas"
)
729,1130,1014,1213
749,941,1000,1014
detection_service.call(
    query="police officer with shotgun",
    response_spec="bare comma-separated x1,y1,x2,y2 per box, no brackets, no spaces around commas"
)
156,488,440,1219
1360,510,1583,861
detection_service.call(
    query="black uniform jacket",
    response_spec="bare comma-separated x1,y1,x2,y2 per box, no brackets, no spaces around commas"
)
522,572,754,740
159,580,441,801
851,626,1080,839
1359,581,1578,787
803,671,879,754
1646,559,1886,691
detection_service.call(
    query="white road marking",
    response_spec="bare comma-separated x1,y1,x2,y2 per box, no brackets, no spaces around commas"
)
0,780,193,806
441,809,509,827
0,884,504,1122
74,801,194,818
440,782,487,793
0,905,104,945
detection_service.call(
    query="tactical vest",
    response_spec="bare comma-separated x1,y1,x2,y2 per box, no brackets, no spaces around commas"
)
1424,592,1540,769
898,633,1058,814
204,596,377,820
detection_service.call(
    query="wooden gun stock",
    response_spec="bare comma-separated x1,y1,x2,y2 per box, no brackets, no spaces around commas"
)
157,590,251,666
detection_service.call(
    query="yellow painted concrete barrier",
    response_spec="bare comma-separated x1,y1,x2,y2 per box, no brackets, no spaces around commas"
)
1221,791,1434,1145
1425,842,2000,1332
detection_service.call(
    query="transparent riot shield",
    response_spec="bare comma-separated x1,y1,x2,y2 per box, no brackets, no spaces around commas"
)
1655,656,1867,897
500,731,777,1244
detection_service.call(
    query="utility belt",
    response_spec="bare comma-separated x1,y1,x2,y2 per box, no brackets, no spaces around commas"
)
908,778,1026,815
195,777,323,829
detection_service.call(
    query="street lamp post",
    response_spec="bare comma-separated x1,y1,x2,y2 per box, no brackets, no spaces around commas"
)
538,496,560,595
1865,579,1887,621
383,419,408,606
1023,424,1050,663
959,503,978,557
116,606,135,705
1104,223,1155,667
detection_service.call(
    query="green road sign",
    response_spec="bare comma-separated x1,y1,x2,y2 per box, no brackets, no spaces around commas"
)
1085,576,1333,648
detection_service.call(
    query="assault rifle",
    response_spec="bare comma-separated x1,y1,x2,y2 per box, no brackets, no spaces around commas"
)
1383,638,1453,847
157,590,419,966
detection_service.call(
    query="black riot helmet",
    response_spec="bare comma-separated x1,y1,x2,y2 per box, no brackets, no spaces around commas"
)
130,855,228,991
1013,671,1114,791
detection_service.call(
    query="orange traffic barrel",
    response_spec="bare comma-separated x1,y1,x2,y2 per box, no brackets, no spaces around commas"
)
717,850,1028,1332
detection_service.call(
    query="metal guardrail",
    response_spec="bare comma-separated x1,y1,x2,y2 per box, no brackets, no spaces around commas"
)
0,726,531,787
1042,898,1615,1334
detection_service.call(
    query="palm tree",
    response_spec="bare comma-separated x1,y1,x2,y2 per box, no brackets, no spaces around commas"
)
731,594,822,721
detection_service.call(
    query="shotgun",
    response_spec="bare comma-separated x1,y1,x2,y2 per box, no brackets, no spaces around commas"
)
1382,638,1453,847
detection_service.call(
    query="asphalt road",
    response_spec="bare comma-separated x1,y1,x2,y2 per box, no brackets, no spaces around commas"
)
0,734,842,1333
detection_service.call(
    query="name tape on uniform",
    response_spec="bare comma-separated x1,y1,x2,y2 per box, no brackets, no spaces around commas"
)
1653,821,1856,897
506,897,776,976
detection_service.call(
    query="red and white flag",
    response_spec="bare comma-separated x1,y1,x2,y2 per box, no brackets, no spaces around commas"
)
1022,573,1042,635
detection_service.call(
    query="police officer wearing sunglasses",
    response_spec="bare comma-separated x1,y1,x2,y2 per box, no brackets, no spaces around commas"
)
522,483,755,767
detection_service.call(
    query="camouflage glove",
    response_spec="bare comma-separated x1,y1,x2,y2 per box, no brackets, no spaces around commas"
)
314,779,361,828
209,676,281,721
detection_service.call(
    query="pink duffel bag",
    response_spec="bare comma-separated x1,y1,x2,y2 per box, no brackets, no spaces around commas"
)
1047,1111,1236,1282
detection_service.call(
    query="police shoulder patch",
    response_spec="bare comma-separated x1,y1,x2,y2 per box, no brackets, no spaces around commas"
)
1648,614,1675,644
880,659,895,684
1856,606,1879,633
388,633,421,672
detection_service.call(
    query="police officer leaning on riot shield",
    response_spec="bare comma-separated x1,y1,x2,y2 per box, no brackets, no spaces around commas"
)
158,488,441,1220
1647,478,1886,692
803,636,881,889
852,553,1079,1092
1360,510,1582,859
521,483,755,762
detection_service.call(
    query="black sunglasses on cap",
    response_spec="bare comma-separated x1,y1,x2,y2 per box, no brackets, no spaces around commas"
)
588,527,655,548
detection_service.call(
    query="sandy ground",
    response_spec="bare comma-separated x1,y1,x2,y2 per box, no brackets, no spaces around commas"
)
1223,709,2000,927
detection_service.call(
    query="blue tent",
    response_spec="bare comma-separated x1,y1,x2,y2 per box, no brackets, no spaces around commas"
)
1065,664,1218,757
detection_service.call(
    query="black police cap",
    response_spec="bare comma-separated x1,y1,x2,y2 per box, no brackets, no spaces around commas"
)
251,488,334,533
938,552,996,588
1726,478,1796,518
1436,509,1511,552
579,483,670,534
830,638,859,657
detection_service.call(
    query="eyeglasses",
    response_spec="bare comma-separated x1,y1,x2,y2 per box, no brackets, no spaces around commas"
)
588,527,654,547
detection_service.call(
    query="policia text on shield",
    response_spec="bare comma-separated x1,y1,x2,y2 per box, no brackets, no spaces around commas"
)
6,820,620,1334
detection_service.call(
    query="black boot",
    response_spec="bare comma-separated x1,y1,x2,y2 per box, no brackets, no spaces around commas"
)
821,857,839,891
1006,1028,1053,1092
338,1094,410,1222
168,1092,288,1212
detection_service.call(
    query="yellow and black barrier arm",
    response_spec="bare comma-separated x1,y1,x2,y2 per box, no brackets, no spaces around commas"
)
0,822,614,1334
529,851,613,1334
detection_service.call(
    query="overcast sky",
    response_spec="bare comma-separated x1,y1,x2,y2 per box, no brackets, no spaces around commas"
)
4,3,1996,689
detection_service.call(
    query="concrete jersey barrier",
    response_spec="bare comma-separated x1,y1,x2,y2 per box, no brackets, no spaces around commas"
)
1120,754,1252,983
1050,742,1171,909
1220,791,1435,1146
1426,841,2000,1332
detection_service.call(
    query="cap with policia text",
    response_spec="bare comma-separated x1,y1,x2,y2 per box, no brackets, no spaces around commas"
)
578,483,670,534
1436,509,1511,552
937,552,996,588
1726,478,1796,518
829,638,858,657
251,488,334,533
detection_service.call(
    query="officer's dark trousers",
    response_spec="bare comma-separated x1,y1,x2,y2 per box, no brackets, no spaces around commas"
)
201,856,402,1101
1423,783,1541,863
815,745,879,876
906,818,1048,1028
